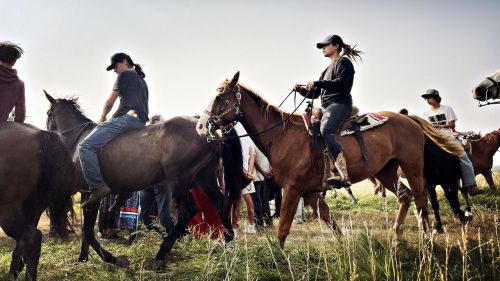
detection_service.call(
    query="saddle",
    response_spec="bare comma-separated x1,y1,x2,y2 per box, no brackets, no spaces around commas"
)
302,105,388,137
302,104,389,191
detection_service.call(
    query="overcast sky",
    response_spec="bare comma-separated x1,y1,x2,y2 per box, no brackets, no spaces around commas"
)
2,0,499,165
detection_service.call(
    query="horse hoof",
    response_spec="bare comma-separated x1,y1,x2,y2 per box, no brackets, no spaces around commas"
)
432,227,444,235
115,255,130,268
151,259,165,271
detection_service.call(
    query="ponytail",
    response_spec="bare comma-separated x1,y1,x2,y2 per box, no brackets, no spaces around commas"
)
133,63,146,79
341,43,363,63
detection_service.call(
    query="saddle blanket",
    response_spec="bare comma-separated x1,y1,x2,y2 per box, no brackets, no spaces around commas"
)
302,112,388,136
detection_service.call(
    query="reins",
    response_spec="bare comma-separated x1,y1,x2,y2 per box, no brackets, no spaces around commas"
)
210,87,313,141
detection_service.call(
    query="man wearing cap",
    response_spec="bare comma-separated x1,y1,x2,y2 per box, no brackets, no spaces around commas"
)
421,89,484,196
79,53,149,207
293,34,363,187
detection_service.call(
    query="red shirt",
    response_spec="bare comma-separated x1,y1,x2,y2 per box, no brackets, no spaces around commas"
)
0,64,25,122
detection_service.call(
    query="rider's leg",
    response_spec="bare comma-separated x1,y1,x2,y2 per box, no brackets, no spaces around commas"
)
320,102,352,186
79,114,145,208
458,153,484,196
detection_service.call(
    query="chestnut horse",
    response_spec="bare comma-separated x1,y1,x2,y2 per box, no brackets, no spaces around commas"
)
197,72,463,248
467,129,500,188
0,122,77,280
472,69,500,105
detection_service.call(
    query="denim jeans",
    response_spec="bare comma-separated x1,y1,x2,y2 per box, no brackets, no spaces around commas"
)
458,152,477,187
320,103,352,159
139,183,175,233
79,114,145,189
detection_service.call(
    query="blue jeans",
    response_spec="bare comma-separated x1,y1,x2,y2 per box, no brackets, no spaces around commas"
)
321,103,352,159
458,152,477,187
79,114,145,189
139,183,175,233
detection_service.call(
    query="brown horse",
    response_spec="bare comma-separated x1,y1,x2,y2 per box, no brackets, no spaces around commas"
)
0,122,77,280
472,69,500,105
466,129,500,188
197,72,463,248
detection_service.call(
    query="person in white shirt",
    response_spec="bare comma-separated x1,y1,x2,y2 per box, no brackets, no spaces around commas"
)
421,89,484,196
232,124,257,234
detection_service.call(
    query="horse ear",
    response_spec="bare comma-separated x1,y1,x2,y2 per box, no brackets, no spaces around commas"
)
229,71,240,88
44,90,56,104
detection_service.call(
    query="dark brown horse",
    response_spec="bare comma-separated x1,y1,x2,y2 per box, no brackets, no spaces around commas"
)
44,92,246,267
197,72,463,248
0,122,77,280
466,129,500,188
472,69,500,105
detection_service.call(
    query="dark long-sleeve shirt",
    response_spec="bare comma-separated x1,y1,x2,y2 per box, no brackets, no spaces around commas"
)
0,65,25,122
299,56,354,108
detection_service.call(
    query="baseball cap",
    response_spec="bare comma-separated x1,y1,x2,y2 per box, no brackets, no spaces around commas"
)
421,89,440,99
106,52,132,71
316,35,344,49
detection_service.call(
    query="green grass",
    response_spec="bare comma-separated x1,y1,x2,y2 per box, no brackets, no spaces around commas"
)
1,173,499,280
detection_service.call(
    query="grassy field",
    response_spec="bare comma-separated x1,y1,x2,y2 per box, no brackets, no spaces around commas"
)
1,174,499,280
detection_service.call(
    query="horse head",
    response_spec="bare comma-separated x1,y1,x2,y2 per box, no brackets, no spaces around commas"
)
472,69,500,102
196,71,241,139
44,90,87,131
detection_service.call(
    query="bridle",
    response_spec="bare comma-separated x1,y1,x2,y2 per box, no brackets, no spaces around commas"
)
204,85,243,137
478,76,500,107
205,85,312,141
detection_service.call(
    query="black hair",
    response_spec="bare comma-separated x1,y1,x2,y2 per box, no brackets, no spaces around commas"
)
0,41,23,64
331,35,363,63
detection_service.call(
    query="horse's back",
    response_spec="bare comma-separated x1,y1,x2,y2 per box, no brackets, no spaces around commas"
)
98,115,217,189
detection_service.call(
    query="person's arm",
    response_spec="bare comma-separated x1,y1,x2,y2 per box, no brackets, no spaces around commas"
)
246,146,256,180
14,81,25,123
99,91,119,123
313,58,353,92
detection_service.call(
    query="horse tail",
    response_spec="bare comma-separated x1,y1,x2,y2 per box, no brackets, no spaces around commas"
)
222,129,249,203
406,115,464,157
38,130,77,236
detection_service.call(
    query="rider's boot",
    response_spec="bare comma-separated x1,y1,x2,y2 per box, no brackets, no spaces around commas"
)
326,151,351,187
82,184,111,208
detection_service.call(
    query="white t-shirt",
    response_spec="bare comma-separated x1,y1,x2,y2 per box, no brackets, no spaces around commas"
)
423,104,457,136
234,123,254,172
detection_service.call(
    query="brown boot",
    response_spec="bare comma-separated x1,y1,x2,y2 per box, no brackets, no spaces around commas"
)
466,184,485,196
327,152,351,187
82,184,111,208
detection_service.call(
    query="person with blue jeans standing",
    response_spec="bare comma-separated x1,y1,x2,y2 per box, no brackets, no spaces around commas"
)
79,52,149,207
294,34,363,187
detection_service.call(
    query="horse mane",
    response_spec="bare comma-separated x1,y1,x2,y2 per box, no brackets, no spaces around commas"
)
237,83,303,125
53,97,94,123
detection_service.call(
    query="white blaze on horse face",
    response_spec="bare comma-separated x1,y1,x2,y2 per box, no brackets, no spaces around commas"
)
196,95,216,136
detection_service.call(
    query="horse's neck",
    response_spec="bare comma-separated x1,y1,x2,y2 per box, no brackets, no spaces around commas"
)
56,107,95,151
239,89,298,158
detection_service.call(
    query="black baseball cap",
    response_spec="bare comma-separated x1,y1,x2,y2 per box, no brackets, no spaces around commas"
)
421,89,440,99
316,34,344,49
106,52,132,71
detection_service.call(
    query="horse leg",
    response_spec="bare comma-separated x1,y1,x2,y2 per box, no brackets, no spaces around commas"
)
442,184,467,224
277,186,302,249
2,218,26,280
303,193,342,236
400,162,429,234
375,161,411,235
79,204,124,266
460,189,474,221
483,171,496,189
426,184,443,233
21,226,42,281
155,185,197,261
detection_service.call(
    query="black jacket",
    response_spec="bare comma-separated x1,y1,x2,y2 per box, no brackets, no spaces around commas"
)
299,56,354,108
